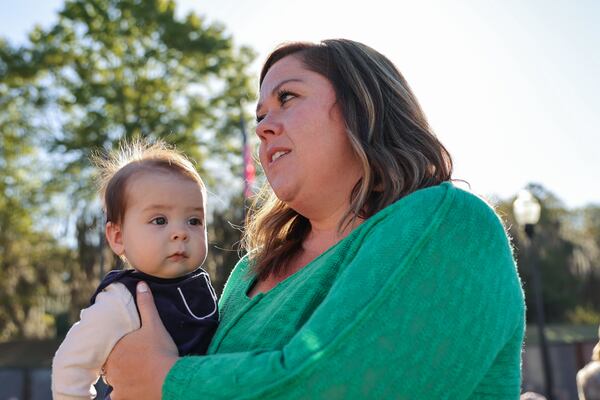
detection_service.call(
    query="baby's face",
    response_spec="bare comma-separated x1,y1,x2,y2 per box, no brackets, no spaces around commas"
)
112,171,207,278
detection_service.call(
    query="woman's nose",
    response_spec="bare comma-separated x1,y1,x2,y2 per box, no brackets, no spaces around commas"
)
255,113,283,140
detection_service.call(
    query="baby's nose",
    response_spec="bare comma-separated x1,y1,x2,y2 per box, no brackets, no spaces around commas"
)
171,229,188,241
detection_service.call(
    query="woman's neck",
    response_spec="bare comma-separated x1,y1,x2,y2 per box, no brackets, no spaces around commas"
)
303,213,363,256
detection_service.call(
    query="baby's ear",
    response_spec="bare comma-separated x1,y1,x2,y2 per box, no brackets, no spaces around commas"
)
105,222,125,256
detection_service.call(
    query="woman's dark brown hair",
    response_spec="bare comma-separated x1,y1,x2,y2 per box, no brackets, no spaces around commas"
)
244,39,453,280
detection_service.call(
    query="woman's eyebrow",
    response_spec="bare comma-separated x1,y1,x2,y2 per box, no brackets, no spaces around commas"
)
256,78,303,113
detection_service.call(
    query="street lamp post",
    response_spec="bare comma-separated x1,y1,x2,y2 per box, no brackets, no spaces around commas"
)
513,190,554,399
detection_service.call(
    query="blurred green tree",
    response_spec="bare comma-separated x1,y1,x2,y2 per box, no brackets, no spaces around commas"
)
566,204,600,319
0,59,77,339
496,184,600,323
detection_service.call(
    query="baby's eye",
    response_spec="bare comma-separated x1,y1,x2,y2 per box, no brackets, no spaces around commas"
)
151,217,167,225
188,217,203,226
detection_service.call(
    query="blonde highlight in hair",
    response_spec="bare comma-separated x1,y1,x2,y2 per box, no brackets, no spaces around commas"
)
244,39,453,280
93,138,206,225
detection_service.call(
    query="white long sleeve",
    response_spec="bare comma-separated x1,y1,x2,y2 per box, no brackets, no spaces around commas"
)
52,283,140,400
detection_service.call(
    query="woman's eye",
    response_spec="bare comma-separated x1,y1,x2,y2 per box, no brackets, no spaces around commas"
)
188,217,203,226
255,91,296,123
151,217,167,225
278,90,295,104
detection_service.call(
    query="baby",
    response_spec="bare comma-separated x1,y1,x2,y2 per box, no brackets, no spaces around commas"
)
52,140,218,399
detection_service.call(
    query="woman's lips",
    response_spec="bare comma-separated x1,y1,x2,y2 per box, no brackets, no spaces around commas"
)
266,147,291,165
271,150,289,162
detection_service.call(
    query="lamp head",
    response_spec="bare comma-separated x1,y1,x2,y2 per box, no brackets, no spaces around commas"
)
513,189,541,227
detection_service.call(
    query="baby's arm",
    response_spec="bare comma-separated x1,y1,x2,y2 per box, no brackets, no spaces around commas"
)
52,283,140,400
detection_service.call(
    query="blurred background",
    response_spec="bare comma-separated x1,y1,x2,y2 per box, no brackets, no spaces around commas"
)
0,0,599,399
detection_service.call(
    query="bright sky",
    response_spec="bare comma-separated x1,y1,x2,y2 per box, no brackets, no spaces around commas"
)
2,0,599,208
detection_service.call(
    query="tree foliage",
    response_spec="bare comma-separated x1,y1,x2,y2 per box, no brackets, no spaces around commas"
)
496,184,600,323
22,0,255,195
0,58,77,339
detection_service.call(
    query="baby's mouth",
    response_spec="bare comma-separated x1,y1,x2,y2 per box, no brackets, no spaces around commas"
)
168,252,188,261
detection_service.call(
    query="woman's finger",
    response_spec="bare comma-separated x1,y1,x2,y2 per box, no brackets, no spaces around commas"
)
135,281,178,355
135,281,161,327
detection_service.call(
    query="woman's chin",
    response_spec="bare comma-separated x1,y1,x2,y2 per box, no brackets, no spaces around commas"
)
273,193,294,207
270,184,295,203
275,192,309,216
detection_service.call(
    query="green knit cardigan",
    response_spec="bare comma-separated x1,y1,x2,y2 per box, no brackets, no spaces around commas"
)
164,182,525,399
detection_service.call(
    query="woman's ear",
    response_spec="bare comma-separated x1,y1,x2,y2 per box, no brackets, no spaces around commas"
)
106,222,125,256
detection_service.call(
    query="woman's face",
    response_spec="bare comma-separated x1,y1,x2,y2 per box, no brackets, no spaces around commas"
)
255,55,362,220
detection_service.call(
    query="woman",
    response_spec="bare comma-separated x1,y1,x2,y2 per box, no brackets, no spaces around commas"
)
105,39,525,399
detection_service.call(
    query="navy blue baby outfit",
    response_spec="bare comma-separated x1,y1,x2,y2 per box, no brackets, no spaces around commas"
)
90,268,219,399
91,267,219,356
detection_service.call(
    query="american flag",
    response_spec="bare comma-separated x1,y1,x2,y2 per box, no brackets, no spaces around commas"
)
240,109,255,198
243,142,255,198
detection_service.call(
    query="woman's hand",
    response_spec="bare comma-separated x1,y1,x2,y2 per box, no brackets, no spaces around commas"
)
104,282,179,400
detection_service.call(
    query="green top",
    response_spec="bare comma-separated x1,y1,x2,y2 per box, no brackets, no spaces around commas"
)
163,182,525,399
